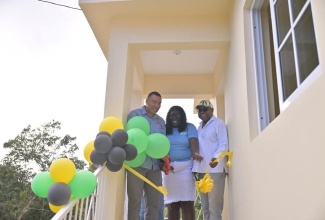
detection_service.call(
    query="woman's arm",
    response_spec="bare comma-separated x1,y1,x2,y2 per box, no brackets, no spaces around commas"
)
189,137,203,162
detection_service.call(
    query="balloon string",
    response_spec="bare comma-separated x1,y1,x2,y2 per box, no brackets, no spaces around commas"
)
123,164,168,196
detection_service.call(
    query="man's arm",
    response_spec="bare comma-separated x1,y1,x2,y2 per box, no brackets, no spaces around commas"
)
210,120,228,168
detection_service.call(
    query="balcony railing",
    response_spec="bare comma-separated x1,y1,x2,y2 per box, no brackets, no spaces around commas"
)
51,165,107,220
52,166,203,220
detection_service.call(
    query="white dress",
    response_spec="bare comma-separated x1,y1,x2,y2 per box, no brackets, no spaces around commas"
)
162,160,196,204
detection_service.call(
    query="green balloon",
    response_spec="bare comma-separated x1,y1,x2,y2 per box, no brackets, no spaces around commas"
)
31,172,55,198
126,128,148,154
126,116,150,135
68,170,97,199
145,133,170,159
124,151,146,168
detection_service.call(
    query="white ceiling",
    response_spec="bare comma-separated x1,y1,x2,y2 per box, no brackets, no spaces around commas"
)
79,0,233,97
140,49,219,75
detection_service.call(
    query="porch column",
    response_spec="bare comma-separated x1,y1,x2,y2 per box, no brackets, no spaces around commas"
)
100,38,132,220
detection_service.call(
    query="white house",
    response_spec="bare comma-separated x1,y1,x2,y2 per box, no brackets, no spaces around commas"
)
60,0,325,219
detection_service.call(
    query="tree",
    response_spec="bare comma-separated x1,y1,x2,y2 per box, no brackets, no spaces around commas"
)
0,164,54,220
0,120,87,219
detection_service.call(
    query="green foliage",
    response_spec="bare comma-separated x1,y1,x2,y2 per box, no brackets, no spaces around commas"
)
2,120,86,171
0,164,54,219
194,191,203,220
0,120,87,219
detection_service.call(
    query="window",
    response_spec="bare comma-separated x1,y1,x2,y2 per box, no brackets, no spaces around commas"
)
251,0,319,131
272,0,319,103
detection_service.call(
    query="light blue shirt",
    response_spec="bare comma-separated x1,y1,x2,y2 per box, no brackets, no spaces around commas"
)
127,106,166,170
167,123,198,162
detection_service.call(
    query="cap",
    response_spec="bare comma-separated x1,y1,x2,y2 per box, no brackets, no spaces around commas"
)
196,100,213,109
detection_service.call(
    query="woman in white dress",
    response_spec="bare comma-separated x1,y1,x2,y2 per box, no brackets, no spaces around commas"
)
162,106,203,220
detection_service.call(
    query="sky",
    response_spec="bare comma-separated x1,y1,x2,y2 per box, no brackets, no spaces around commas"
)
0,0,107,161
0,0,200,163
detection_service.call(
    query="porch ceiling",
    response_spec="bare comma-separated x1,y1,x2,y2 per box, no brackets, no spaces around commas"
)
79,0,233,86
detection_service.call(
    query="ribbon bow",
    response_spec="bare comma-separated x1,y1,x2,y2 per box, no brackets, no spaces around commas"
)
195,151,233,193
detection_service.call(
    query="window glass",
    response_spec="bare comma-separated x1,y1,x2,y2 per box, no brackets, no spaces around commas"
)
275,0,290,44
279,36,297,101
249,0,319,132
295,5,319,83
291,0,307,21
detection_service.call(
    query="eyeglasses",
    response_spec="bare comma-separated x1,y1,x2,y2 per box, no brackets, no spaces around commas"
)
170,113,181,118
197,108,210,113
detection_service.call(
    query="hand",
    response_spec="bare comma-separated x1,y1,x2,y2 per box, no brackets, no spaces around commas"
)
191,153,203,162
159,160,164,171
209,158,218,168
160,155,171,175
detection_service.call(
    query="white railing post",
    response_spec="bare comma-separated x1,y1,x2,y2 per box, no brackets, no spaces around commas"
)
51,166,108,220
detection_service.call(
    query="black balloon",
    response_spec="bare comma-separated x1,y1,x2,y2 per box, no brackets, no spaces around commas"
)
94,134,113,154
47,182,71,206
90,150,108,165
111,129,128,147
108,146,126,165
106,159,123,172
96,131,111,137
123,144,138,161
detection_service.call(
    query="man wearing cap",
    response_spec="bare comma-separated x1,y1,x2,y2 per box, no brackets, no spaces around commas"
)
192,100,229,220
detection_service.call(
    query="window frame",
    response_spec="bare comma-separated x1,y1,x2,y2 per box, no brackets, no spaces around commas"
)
251,0,270,131
250,0,321,132
269,0,320,111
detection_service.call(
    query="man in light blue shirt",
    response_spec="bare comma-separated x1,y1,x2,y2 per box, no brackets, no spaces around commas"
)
126,91,166,220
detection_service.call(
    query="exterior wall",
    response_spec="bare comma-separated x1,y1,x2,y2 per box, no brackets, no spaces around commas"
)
81,0,325,219
226,1,325,220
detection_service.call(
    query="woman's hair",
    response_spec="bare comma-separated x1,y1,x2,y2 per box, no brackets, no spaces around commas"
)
166,105,187,135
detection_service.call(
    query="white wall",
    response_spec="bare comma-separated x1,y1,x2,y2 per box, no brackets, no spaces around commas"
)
226,1,325,219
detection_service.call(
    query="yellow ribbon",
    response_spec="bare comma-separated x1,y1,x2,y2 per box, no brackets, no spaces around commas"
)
212,151,233,166
196,151,233,193
123,164,168,196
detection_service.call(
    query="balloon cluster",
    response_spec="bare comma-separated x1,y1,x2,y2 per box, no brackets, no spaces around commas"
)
91,129,138,172
84,116,170,171
31,158,97,213
83,117,137,172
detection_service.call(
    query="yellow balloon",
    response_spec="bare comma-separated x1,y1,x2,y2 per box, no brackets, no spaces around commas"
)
49,203,63,213
99,117,124,134
84,140,95,163
50,158,76,184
